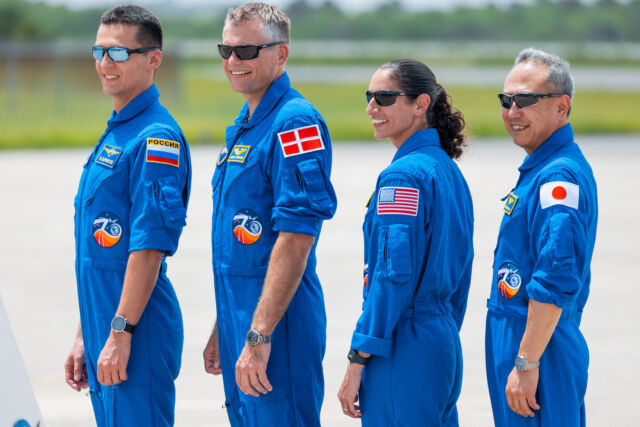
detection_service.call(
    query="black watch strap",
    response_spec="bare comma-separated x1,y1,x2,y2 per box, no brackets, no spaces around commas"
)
347,349,369,365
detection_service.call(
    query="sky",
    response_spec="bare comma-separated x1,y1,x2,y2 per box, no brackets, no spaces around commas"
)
36,0,541,14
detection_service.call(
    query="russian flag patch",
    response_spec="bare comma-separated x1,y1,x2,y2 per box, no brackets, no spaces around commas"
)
540,181,579,209
277,124,325,158
146,138,180,167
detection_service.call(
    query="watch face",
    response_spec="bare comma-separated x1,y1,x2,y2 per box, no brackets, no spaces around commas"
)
111,316,126,332
247,329,258,345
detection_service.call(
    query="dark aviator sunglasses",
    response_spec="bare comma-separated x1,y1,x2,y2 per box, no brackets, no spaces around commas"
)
498,92,563,109
92,46,160,62
365,90,418,107
217,42,285,60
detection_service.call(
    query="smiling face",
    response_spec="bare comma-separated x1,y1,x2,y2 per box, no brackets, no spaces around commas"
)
94,23,161,112
366,68,429,149
501,61,571,154
221,17,288,114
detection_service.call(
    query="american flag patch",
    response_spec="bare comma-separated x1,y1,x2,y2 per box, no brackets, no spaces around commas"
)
377,187,419,216
277,124,325,158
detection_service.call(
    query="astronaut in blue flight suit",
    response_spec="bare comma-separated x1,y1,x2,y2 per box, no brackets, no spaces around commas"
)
64,6,191,427
338,59,474,426
486,48,598,426
202,4,336,426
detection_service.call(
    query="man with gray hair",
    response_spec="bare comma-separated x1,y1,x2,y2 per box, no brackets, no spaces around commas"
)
485,47,598,426
203,3,337,426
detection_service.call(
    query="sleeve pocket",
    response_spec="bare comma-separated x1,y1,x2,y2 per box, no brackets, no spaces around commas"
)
157,175,187,228
549,212,575,268
296,158,330,202
386,224,412,283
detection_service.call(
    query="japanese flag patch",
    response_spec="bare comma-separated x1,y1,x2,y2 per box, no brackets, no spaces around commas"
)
540,181,579,209
278,124,325,158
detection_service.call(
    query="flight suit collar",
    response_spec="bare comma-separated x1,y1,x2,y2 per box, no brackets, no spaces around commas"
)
392,128,441,162
518,123,574,172
107,84,159,126
232,72,291,129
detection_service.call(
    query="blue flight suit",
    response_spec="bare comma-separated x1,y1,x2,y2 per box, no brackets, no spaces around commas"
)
485,123,598,427
211,72,337,426
74,84,191,427
350,128,474,426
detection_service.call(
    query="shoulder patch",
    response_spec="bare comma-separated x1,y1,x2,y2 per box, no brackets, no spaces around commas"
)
540,181,579,209
377,186,419,216
278,124,325,158
228,145,251,163
95,144,122,168
146,138,180,167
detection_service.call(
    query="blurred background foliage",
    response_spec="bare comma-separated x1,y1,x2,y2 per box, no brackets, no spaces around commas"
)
1,0,640,42
1,0,639,149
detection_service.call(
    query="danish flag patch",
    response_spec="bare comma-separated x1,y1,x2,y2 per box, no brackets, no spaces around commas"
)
277,124,325,158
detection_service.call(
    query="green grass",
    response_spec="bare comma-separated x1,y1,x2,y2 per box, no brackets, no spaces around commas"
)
1,66,638,150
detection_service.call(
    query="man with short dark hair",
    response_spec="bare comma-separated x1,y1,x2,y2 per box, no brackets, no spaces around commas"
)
64,5,191,426
486,47,598,426
202,3,336,426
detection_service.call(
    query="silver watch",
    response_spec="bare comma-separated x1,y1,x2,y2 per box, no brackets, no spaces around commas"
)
514,355,540,371
246,329,271,346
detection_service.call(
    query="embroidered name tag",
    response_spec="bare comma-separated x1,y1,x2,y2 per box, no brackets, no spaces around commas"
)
95,144,122,168
227,145,251,163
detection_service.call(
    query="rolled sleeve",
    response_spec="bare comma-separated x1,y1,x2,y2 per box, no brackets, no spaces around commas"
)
350,331,393,358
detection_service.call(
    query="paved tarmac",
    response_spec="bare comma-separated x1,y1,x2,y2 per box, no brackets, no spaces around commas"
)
1,135,639,426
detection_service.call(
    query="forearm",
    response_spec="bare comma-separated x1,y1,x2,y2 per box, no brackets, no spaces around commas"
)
251,232,314,335
115,249,164,324
518,299,563,361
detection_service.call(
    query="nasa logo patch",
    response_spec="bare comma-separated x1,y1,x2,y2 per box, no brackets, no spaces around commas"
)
232,208,263,245
217,145,228,166
497,262,522,299
93,211,123,248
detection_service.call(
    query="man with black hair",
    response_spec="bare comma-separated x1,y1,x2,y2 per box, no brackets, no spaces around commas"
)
64,5,191,426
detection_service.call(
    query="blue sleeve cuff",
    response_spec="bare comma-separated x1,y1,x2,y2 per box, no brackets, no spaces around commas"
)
526,279,572,309
350,331,393,358
272,217,320,236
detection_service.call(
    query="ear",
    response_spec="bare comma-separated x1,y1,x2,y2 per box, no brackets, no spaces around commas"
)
414,93,431,117
277,43,289,66
148,49,162,71
556,94,571,119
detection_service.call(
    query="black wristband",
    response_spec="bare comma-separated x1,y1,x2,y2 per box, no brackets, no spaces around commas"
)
347,349,369,366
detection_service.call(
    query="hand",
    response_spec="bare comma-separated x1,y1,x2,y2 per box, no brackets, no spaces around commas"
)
505,367,541,417
203,327,222,375
235,342,273,397
97,332,131,386
338,362,363,418
65,335,89,391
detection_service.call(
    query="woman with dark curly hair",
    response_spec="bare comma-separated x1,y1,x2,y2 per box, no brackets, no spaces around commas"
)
338,59,474,426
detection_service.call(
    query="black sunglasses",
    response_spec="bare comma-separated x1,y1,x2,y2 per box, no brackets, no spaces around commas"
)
92,46,160,62
217,42,285,60
365,90,417,107
498,92,563,109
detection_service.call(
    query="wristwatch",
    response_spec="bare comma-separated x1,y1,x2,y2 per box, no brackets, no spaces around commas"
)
347,349,369,366
111,315,135,334
246,329,271,346
514,355,540,371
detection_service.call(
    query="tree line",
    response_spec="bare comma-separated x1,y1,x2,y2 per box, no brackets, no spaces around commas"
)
1,0,639,42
